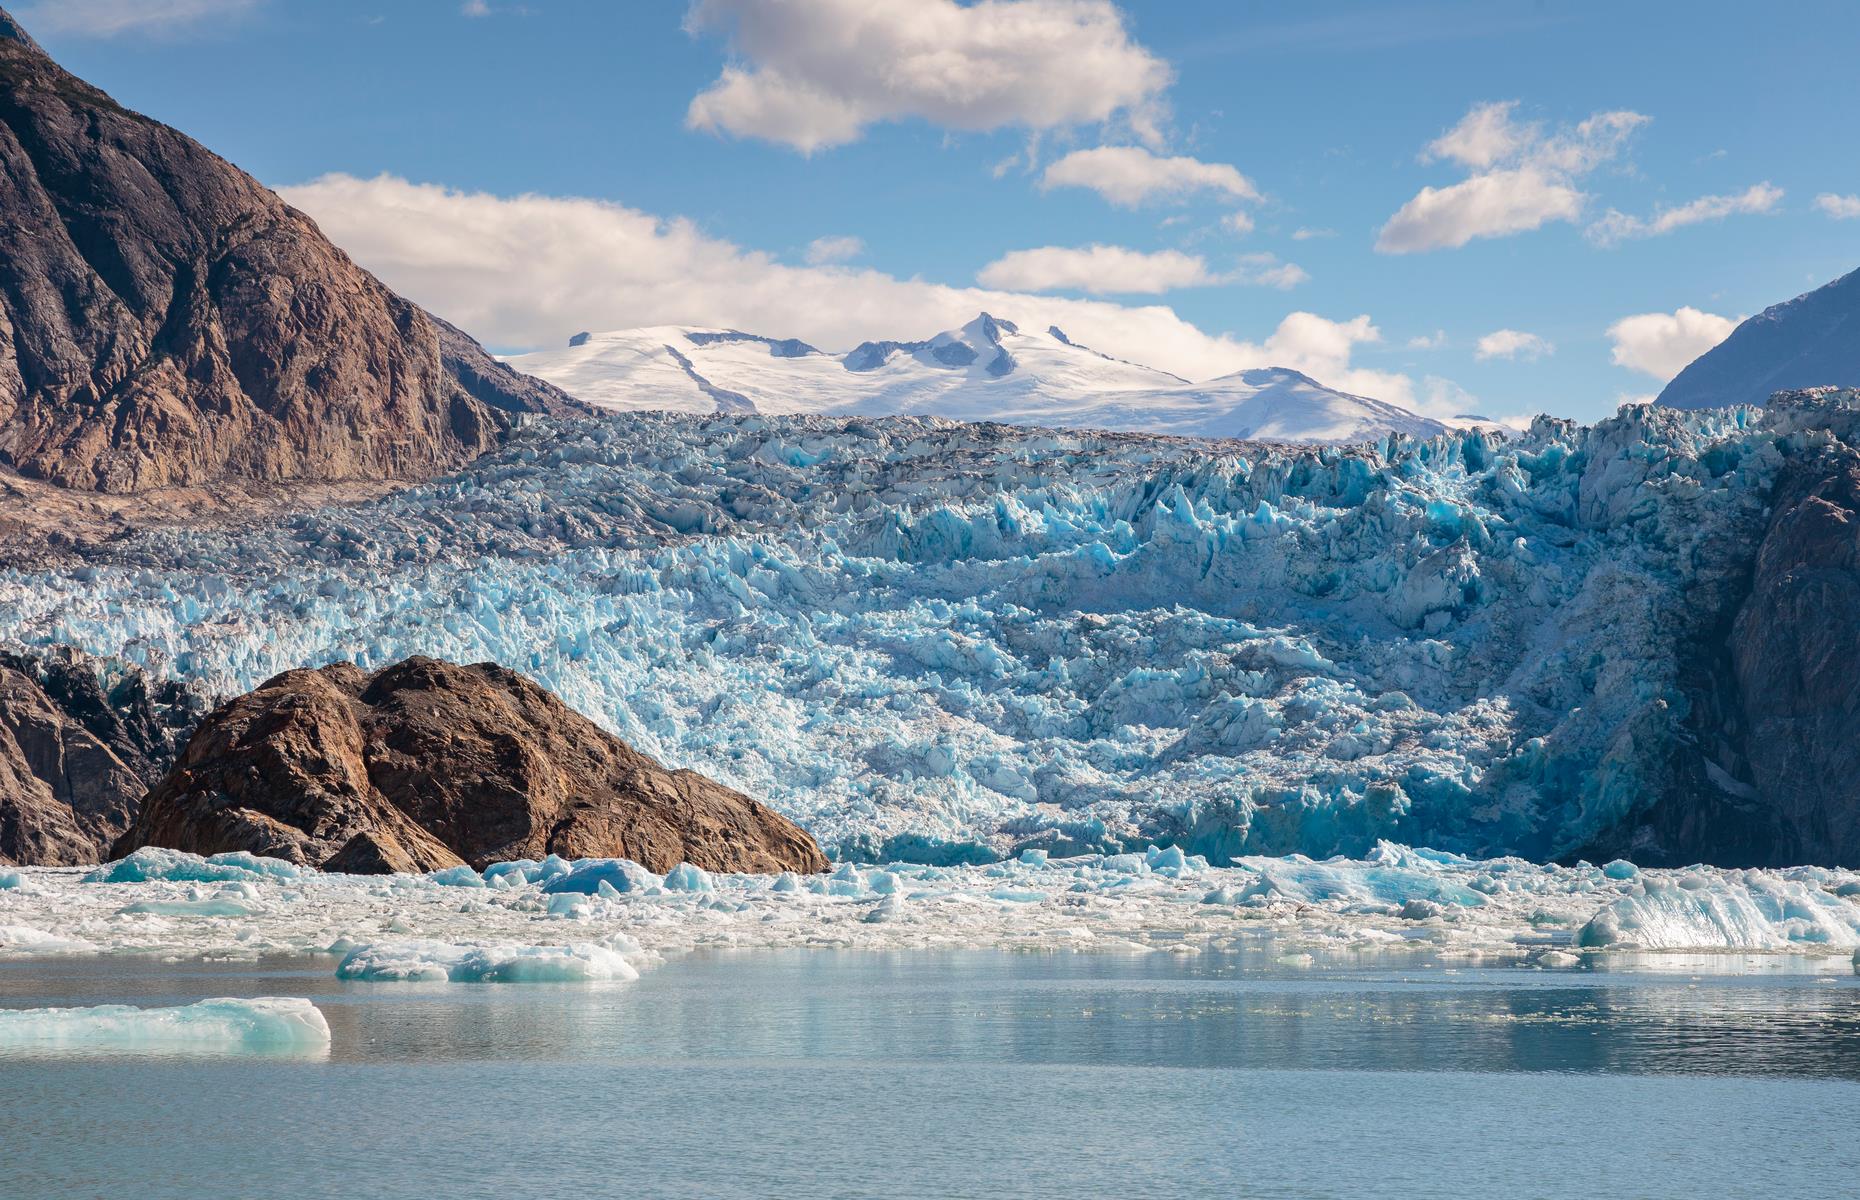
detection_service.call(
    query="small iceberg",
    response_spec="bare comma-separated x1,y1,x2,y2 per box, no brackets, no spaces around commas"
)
0,998,330,1055
85,848,302,884
335,935,644,983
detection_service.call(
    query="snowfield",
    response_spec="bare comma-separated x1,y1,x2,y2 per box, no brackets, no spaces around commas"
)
1,397,1820,864
505,314,1449,444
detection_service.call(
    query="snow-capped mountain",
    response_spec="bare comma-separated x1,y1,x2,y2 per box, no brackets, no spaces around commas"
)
505,313,1446,444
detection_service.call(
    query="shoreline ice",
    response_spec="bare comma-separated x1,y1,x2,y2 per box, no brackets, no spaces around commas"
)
3,845,1856,984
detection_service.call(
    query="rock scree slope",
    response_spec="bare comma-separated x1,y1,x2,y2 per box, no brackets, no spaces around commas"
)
0,8,577,495
115,656,829,875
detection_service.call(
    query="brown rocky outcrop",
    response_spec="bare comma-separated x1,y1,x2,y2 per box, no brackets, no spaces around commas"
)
117,657,828,875
0,649,203,865
0,9,578,496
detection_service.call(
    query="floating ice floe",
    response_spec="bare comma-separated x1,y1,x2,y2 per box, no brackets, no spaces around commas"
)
0,998,330,1054
2,847,1857,976
336,934,647,983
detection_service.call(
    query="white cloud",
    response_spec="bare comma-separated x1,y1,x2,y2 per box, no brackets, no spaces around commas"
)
1474,329,1554,361
1407,330,1447,350
1587,183,1782,245
461,0,490,15
15,0,257,36
1377,101,1647,253
682,0,1171,153
1606,307,1737,379
1222,211,1255,236
1290,227,1335,241
977,245,1216,295
1041,145,1259,208
804,235,865,265
975,245,1304,294
1234,253,1309,290
281,174,1401,399
1815,193,1860,220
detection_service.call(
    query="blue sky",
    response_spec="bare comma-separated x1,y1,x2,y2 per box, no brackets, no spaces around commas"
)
23,0,1860,422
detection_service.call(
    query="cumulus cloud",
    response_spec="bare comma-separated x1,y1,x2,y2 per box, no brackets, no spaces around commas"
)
1222,211,1255,236
976,245,1306,295
1606,307,1737,379
280,174,1400,398
977,245,1216,294
1234,253,1309,290
15,0,257,36
1474,329,1554,361
1407,330,1447,350
1041,145,1259,207
1815,193,1860,220
1587,183,1782,245
682,0,1171,153
1377,101,1647,253
1291,227,1335,241
804,235,865,265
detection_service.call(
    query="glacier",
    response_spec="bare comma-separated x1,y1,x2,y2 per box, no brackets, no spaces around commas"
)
0,397,1840,864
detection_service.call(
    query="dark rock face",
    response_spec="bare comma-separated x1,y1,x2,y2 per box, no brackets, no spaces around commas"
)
0,648,203,865
0,9,577,495
1574,391,1860,866
1726,443,1860,863
118,657,829,876
1657,267,1860,409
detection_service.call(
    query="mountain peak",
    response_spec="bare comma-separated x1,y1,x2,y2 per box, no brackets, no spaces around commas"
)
0,7,575,494
0,7,44,56
1656,265,1860,409
508,317,1443,444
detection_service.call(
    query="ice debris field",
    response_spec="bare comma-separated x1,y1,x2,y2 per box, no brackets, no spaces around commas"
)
0,401,1820,863
6,844,1858,1052
5,844,1860,975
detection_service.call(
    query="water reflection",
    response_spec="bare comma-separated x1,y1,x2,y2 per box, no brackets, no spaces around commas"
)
9,947,1855,1080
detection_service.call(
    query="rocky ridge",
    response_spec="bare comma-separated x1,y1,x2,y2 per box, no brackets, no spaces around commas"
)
116,656,828,875
0,8,578,498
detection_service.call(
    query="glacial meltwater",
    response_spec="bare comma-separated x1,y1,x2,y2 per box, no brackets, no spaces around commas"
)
2,949,1856,1199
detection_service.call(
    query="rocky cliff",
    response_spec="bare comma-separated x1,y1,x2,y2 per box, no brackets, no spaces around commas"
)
117,657,828,875
0,648,203,865
0,8,577,495
1574,389,1860,866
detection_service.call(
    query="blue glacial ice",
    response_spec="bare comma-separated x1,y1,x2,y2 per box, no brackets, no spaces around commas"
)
0,402,1815,862
85,848,303,884
0,997,330,1053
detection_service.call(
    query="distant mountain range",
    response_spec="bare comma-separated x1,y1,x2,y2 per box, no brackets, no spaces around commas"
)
1659,267,1860,409
507,314,1448,444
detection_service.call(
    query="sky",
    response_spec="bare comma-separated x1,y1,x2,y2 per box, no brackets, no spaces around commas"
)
20,0,1860,423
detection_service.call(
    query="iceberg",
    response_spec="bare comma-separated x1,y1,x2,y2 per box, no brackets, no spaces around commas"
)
86,848,302,884
336,936,644,983
1577,872,1860,950
0,997,330,1054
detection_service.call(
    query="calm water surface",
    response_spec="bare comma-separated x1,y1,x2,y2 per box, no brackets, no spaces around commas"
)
2,948,1857,1199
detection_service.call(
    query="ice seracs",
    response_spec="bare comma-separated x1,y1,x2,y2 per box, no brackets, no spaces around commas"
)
504,313,1447,444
